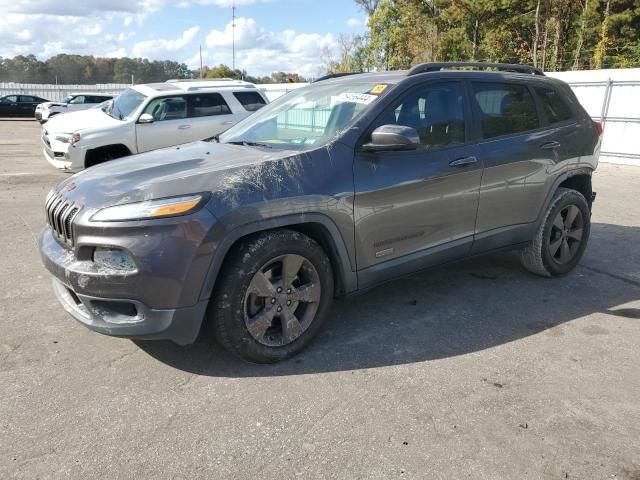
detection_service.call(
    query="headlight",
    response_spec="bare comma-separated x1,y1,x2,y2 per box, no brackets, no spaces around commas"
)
90,194,205,222
55,134,71,143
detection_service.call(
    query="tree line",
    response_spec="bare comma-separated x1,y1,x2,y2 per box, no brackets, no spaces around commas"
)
326,0,640,73
0,54,307,84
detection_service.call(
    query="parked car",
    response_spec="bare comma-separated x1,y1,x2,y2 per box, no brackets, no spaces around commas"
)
39,62,601,363
35,93,114,124
0,94,49,117
41,79,268,171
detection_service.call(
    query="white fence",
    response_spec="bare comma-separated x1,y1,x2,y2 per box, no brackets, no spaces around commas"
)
0,82,306,103
0,83,129,101
545,69,640,166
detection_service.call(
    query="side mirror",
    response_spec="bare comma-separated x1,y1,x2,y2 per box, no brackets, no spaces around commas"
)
363,125,420,152
138,113,154,124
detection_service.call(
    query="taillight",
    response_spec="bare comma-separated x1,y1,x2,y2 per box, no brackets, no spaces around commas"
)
594,121,604,137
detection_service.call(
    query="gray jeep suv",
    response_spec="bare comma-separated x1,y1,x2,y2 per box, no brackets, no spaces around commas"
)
39,62,601,363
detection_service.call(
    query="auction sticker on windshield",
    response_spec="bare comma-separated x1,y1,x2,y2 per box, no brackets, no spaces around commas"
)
335,92,378,105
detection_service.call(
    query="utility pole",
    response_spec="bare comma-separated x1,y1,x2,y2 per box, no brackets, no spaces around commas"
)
232,2,236,70
199,45,203,78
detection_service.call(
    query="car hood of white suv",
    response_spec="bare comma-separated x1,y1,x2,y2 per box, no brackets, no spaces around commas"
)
41,101,66,108
45,107,123,134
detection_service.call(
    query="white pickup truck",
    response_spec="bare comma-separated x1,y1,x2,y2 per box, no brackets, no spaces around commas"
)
42,79,268,171
35,93,114,124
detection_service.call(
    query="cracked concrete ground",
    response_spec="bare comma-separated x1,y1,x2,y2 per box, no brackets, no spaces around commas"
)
0,119,639,480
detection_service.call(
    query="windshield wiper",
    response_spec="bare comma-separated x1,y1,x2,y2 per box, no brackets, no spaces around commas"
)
227,141,273,149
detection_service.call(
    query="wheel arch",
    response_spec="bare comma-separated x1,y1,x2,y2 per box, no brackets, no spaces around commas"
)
85,143,132,168
199,214,358,302
558,172,593,209
535,168,594,229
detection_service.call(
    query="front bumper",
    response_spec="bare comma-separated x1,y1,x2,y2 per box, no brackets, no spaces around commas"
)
39,203,220,344
41,131,83,171
51,278,208,344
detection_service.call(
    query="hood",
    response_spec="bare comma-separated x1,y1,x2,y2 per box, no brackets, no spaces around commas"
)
42,101,66,108
52,141,304,211
45,107,121,134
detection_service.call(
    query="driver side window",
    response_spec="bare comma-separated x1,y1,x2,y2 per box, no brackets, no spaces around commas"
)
143,96,187,121
370,82,466,150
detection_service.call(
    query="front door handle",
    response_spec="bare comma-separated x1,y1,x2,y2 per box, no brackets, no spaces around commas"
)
540,141,561,150
449,156,478,167
178,125,191,130
222,121,234,125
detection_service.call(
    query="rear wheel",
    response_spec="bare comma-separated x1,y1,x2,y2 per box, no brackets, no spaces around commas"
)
520,187,591,277
210,229,334,363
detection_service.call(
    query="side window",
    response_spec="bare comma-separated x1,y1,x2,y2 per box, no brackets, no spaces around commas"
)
534,87,572,124
369,81,466,150
68,95,85,104
472,82,539,139
190,93,231,118
20,95,36,103
6,95,18,103
233,91,266,112
143,96,187,121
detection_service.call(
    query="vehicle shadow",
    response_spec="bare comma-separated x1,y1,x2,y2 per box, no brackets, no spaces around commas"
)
136,222,640,377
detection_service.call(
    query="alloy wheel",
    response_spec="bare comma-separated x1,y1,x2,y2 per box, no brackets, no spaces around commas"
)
547,204,584,265
244,254,321,347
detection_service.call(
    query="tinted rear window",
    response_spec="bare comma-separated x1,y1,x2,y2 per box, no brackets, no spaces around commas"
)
233,91,266,112
473,82,539,139
191,93,231,117
534,87,573,124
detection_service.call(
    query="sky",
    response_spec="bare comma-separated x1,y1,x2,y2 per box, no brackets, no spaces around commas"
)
0,0,368,77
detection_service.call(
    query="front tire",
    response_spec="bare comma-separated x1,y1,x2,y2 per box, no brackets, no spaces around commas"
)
520,187,591,277
210,229,334,363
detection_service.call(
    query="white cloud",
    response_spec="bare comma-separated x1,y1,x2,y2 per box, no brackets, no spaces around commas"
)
0,0,166,16
0,13,114,58
346,18,363,28
204,17,337,77
131,26,200,58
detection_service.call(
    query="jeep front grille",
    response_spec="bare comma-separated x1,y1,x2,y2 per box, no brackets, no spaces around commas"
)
45,192,80,246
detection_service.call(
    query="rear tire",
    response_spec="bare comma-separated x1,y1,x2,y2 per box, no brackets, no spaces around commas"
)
520,187,591,277
209,229,334,363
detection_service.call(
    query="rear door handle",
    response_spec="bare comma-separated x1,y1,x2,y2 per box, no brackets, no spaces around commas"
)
540,141,561,150
449,156,478,167
178,125,191,130
222,121,234,125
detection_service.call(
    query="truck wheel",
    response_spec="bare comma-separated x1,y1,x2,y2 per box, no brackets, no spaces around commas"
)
210,229,334,363
520,187,591,277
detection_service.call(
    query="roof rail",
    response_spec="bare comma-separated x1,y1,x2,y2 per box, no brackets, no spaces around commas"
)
407,62,545,76
165,78,237,83
313,72,363,83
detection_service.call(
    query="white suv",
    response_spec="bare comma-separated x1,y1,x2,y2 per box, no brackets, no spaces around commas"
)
35,93,114,124
42,79,268,171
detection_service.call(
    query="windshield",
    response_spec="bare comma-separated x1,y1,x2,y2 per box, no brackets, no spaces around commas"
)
103,88,146,120
61,95,73,104
219,81,392,150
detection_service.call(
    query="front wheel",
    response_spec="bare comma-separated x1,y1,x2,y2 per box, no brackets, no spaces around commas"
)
520,187,591,277
210,229,334,363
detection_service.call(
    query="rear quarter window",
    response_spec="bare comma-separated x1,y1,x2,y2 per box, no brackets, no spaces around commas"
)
190,93,231,117
534,86,573,124
233,91,267,112
472,82,539,139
